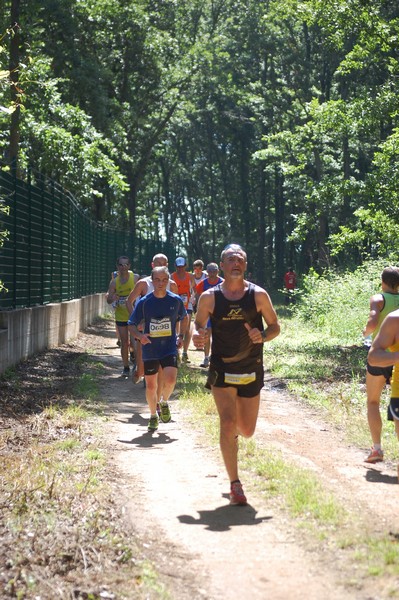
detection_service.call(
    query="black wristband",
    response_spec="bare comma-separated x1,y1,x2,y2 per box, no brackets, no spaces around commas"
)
261,330,267,342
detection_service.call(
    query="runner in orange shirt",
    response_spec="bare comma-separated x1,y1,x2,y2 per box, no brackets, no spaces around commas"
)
171,257,196,362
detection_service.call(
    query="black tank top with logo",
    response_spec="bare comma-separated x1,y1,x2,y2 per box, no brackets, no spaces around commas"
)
210,283,264,372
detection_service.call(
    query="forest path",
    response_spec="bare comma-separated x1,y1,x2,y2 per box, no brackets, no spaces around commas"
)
89,320,399,599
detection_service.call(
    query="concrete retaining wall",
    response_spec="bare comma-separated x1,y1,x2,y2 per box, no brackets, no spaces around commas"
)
0,294,110,374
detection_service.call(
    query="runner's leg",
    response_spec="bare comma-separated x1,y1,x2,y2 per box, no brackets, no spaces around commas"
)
212,386,239,482
366,371,386,445
160,366,177,402
144,372,159,415
157,367,164,402
118,324,129,368
236,393,261,438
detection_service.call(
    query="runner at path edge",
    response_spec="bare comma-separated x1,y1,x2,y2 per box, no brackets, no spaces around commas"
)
192,243,280,505
368,308,399,481
106,256,138,377
128,266,187,431
362,266,399,463
110,267,138,361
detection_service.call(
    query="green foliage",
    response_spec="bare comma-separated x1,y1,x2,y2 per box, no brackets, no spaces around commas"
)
2,0,399,274
0,31,11,294
369,126,399,208
18,57,128,214
294,260,388,342
329,206,398,259
0,26,25,119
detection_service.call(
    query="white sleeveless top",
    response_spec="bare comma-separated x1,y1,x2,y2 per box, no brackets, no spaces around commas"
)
143,275,173,294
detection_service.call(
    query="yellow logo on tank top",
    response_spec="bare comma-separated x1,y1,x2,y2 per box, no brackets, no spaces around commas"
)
223,308,244,320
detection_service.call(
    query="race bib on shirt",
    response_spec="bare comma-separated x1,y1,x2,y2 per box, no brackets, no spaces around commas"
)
224,372,256,385
149,317,172,337
118,295,128,306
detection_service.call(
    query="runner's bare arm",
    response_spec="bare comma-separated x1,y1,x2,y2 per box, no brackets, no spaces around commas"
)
251,288,280,343
170,280,178,294
126,280,147,315
129,323,151,345
363,294,384,337
192,291,214,348
177,315,189,348
189,273,197,306
368,313,399,366
106,279,117,304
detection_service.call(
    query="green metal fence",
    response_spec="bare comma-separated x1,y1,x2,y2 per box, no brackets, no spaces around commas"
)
0,168,176,310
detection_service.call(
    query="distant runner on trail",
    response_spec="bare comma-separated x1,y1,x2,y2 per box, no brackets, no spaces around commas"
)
363,266,399,464
171,257,196,363
192,259,208,288
128,266,187,432
368,307,399,482
195,262,224,369
283,266,297,304
192,244,280,505
106,256,139,378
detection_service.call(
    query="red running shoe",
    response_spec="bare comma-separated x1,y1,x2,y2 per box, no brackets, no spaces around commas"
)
229,480,247,505
364,447,384,463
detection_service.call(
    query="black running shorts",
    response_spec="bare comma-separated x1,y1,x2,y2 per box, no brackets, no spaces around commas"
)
205,366,264,398
366,361,393,384
144,354,178,375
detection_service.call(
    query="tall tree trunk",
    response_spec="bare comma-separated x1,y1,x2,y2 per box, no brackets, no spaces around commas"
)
9,0,21,172
342,134,351,219
240,124,251,248
318,213,329,267
207,116,216,256
126,168,137,254
313,146,329,268
257,162,267,286
274,167,285,286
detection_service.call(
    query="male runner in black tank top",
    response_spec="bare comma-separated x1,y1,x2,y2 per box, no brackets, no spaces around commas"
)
209,283,264,375
193,244,280,505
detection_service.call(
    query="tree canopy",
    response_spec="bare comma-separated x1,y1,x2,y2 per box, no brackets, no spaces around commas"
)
2,0,399,283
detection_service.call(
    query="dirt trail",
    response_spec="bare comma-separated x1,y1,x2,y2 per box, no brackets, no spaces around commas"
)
91,321,399,600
